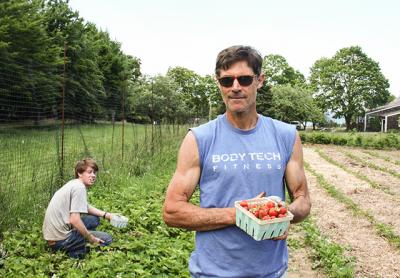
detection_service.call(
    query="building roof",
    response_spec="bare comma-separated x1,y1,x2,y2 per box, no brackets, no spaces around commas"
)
365,97,400,116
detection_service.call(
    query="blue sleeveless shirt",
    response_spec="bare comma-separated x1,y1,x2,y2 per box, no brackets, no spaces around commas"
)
189,114,296,278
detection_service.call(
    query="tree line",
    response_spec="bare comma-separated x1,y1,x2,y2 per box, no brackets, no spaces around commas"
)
0,0,394,129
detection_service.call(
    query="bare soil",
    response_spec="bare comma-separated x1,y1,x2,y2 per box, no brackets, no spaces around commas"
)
319,145,400,194
302,145,400,277
347,147,400,175
367,149,400,161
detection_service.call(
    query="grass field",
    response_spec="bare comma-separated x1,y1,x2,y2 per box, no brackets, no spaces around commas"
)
0,123,187,233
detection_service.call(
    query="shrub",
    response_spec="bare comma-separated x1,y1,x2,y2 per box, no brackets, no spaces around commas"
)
299,131,400,150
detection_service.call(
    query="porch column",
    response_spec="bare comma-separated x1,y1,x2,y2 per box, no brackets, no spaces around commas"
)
364,115,367,132
384,115,388,132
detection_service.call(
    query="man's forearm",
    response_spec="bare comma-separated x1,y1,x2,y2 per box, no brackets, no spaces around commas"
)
163,201,236,231
87,205,103,217
288,195,311,223
71,217,92,239
87,205,111,220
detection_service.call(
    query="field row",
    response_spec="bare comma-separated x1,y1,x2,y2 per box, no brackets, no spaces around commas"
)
288,144,400,277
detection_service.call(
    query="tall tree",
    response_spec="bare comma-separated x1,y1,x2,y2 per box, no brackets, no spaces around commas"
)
130,75,185,124
201,75,222,120
94,29,141,121
258,54,306,116
0,0,61,122
44,0,104,122
268,85,324,127
262,54,306,87
309,46,391,130
166,66,208,119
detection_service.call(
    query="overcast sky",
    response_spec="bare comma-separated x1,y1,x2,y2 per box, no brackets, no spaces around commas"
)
68,0,400,97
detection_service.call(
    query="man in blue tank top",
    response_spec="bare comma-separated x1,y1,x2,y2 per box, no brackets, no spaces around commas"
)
163,45,311,278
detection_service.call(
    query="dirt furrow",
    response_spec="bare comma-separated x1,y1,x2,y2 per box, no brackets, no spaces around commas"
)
304,146,400,237
305,170,400,277
362,149,400,166
368,149,400,161
348,147,400,174
316,145,400,196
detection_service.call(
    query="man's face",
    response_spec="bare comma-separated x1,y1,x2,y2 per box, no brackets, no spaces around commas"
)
217,61,264,114
78,166,97,187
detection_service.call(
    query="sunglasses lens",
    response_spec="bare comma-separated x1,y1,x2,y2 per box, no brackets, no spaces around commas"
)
237,76,254,86
218,77,234,87
218,75,255,87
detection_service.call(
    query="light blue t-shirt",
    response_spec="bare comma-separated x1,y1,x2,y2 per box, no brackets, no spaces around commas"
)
189,114,296,278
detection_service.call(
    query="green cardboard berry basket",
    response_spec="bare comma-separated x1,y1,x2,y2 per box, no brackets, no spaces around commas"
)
235,197,293,241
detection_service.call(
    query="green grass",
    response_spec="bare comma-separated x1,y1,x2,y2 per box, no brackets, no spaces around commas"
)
0,123,188,234
362,149,400,166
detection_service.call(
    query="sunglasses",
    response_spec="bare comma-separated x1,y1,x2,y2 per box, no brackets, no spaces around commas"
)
217,75,257,88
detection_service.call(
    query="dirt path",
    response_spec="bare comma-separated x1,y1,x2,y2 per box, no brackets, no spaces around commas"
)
304,146,400,236
304,163,400,277
273,145,400,277
307,170,400,277
366,149,400,161
346,147,400,175
316,145,400,196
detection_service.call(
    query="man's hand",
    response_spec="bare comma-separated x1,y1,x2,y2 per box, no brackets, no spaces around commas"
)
271,230,289,241
105,212,113,221
88,234,105,245
253,192,265,199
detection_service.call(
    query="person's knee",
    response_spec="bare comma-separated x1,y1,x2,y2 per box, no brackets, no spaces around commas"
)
92,216,100,227
90,230,112,246
102,233,112,246
82,215,100,229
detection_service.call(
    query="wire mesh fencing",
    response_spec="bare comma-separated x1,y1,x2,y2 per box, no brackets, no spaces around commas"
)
0,57,190,234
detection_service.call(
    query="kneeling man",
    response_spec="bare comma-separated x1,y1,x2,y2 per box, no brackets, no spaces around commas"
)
43,158,114,258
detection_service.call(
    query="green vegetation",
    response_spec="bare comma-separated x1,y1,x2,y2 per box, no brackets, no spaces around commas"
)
2,124,399,276
362,150,400,166
0,123,188,234
310,46,391,131
287,220,354,277
0,0,217,125
342,151,400,179
1,1,399,276
0,0,140,123
300,131,400,149
2,2,395,128
300,218,355,278
0,147,195,277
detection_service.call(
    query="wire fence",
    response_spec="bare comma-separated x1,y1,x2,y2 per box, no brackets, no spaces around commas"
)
0,56,190,234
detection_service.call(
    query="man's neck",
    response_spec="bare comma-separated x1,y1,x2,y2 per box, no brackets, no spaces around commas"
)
226,111,258,130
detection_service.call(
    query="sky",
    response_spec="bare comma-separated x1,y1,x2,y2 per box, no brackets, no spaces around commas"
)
68,0,400,97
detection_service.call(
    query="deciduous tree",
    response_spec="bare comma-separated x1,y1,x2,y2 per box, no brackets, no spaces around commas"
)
309,46,391,130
